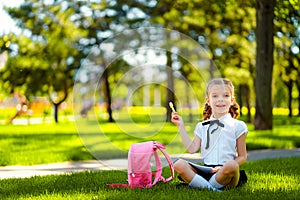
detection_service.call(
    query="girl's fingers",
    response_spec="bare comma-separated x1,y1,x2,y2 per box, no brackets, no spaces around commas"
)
171,112,179,120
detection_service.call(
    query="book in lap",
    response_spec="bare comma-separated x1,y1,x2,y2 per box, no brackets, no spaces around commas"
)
188,162,213,173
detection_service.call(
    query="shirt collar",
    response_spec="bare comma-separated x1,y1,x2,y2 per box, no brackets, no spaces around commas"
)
210,113,231,122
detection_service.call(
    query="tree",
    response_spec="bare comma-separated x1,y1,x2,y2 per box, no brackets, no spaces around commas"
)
165,51,175,122
1,0,153,123
150,0,256,121
1,1,86,123
72,0,153,122
254,0,275,130
274,0,300,117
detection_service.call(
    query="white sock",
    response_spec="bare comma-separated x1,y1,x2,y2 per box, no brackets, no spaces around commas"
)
189,174,216,191
209,174,224,189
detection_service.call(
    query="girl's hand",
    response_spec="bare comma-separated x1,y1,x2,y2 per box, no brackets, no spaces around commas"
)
171,112,183,127
210,166,222,173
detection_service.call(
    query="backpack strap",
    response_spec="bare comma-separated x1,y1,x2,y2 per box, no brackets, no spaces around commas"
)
150,148,163,187
152,141,174,184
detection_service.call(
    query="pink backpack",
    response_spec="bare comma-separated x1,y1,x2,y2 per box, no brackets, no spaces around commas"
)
109,141,174,188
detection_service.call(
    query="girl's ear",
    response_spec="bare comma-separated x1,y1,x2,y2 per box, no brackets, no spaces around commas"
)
205,97,210,105
231,97,235,105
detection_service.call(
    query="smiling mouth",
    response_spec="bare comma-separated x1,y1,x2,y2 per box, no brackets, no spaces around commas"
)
216,105,226,108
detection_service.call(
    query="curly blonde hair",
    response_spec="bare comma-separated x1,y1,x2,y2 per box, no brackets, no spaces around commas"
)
203,78,240,120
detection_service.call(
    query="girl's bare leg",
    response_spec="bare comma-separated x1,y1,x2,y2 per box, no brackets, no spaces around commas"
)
173,159,196,183
213,160,240,188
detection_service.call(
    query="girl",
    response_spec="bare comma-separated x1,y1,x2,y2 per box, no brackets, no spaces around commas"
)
171,78,248,191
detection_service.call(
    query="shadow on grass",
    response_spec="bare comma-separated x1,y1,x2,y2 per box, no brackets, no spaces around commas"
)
1,114,300,166
246,132,300,150
0,158,299,199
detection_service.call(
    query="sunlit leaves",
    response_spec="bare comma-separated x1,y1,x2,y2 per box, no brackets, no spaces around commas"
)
0,35,11,52
273,0,300,112
0,0,88,122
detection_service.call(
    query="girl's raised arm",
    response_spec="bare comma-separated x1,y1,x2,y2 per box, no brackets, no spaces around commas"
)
171,112,201,153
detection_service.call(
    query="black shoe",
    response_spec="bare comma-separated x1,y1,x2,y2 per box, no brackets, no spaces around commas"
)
237,170,247,187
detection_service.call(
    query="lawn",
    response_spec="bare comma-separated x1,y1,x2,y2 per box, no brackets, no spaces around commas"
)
0,122,94,166
0,111,299,199
0,112,300,166
0,157,299,199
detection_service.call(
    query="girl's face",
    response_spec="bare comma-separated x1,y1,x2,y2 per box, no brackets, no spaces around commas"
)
206,84,234,119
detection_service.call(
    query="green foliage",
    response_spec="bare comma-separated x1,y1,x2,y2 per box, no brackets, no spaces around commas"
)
0,157,299,199
0,1,90,123
1,0,300,124
273,0,300,115
1,2,86,96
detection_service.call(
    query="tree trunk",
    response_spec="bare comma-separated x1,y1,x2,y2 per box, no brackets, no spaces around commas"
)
297,81,300,117
54,103,59,123
239,84,252,122
166,51,175,122
50,85,68,124
103,68,114,122
245,85,252,123
238,85,243,116
254,0,275,130
185,80,193,123
286,80,293,117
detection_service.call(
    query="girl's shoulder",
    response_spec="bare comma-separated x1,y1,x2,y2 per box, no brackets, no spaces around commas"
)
233,118,247,126
194,120,209,132
223,115,247,129
231,118,248,134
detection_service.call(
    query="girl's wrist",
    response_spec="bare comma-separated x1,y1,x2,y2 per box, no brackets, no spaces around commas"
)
178,123,185,131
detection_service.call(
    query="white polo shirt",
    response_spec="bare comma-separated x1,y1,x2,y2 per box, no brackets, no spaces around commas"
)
194,113,248,165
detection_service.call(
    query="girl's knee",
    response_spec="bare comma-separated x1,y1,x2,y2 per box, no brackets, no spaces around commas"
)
174,159,189,174
223,160,239,175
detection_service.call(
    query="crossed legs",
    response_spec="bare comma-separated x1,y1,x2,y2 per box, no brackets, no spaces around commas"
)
174,159,240,189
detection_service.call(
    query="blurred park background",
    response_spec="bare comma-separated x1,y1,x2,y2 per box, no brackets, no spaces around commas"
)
0,0,299,165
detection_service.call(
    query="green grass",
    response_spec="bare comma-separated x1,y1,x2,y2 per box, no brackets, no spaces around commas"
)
0,157,299,199
0,113,300,166
0,110,299,199
0,123,94,166
245,115,300,150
